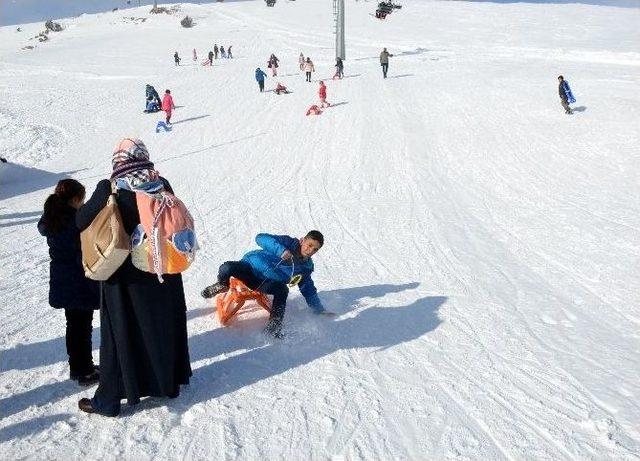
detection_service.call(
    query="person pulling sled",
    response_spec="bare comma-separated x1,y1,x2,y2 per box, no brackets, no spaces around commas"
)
558,75,576,115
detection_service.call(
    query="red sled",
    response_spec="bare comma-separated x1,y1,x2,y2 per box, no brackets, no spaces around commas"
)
306,105,322,116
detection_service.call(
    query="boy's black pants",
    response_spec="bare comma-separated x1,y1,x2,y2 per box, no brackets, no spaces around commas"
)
218,261,288,321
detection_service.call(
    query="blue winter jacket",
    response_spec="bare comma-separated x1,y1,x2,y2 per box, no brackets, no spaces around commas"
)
241,233,324,312
255,68,267,82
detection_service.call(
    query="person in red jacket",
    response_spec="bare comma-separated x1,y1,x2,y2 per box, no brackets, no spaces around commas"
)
161,89,175,124
318,81,330,108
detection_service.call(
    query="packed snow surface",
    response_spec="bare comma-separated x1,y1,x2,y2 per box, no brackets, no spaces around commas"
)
1,0,639,459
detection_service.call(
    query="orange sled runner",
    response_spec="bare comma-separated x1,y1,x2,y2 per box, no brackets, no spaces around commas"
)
215,277,271,325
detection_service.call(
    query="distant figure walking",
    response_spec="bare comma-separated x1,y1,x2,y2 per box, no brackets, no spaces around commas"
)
299,52,305,70
214,44,219,59
268,54,279,76
255,67,267,92
192,48,197,62
380,48,393,78
174,51,181,66
319,81,330,108
558,75,576,115
227,46,233,58
334,57,344,79
303,57,315,82
162,89,175,124
208,50,214,66
220,46,227,59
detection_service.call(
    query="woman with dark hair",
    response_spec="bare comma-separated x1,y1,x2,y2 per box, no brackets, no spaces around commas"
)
76,138,191,417
38,179,100,386
267,53,279,76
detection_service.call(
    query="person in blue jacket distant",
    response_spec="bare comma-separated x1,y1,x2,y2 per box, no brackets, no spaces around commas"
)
558,75,576,114
201,230,330,337
255,67,267,92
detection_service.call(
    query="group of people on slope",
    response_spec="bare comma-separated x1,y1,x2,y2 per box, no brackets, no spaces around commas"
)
175,45,234,67
205,44,233,65
39,139,329,417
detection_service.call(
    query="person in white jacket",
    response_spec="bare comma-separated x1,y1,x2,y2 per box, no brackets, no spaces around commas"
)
303,57,315,82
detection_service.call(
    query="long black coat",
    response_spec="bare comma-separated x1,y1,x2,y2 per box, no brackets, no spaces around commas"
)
76,178,192,406
38,206,100,310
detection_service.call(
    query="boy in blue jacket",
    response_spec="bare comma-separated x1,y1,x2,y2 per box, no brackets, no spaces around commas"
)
255,67,267,92
202,230,329,337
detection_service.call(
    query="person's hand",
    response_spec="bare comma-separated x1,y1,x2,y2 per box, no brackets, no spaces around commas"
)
281,249,293,260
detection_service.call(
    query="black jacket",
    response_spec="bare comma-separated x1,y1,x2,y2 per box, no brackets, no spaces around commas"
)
76,178,191,406
38,206,100,309
559,81,568,99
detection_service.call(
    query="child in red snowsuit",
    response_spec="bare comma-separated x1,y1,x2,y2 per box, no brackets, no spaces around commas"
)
161,90,175,124
319,81,330,108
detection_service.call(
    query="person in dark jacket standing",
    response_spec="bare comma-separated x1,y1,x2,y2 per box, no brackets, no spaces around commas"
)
38,179,100,386
558,75,575,114
334,57,344,79
255,67,267,92
214,44,219,59
208,50,214,66
174,51,180,66
76,138,192,417
380,48,393,78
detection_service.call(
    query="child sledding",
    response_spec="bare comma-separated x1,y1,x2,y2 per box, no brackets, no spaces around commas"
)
275,82,290,94
201,231,332,338
144,84,162,113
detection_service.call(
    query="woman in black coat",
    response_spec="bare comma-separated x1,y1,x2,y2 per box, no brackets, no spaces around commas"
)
76,138,191,417
38,179,100,386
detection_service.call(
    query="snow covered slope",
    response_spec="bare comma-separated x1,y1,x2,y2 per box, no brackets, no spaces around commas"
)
1,0,639,458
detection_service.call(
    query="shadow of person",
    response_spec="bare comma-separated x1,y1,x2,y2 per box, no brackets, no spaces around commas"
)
0,379,88,419
0,413,73,443
178,283,446,412
187,282,424,362
170,115,210,125
1,329,100,373
329,101,349,108
0,164,85,201
387,74,414,79
572,106,587,112
0,210,42,229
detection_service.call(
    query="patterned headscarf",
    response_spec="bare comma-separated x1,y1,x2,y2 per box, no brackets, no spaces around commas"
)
111,138,159,187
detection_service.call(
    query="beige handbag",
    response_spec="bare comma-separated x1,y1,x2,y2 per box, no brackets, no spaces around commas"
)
80,181,130,280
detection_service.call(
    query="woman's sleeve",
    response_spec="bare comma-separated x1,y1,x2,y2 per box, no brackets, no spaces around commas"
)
76,179,112,231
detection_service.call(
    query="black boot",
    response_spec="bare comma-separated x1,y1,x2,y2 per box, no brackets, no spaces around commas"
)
201,282,229,299
263,318,284,339
78,398,120,417
77,369,100,387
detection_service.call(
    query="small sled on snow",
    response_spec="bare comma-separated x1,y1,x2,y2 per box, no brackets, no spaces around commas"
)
215,277,271,325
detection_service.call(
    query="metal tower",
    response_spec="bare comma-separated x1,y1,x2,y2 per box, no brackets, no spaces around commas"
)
333,0,345,60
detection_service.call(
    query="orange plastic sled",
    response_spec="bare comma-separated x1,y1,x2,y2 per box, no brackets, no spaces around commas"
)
215,277,271,325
